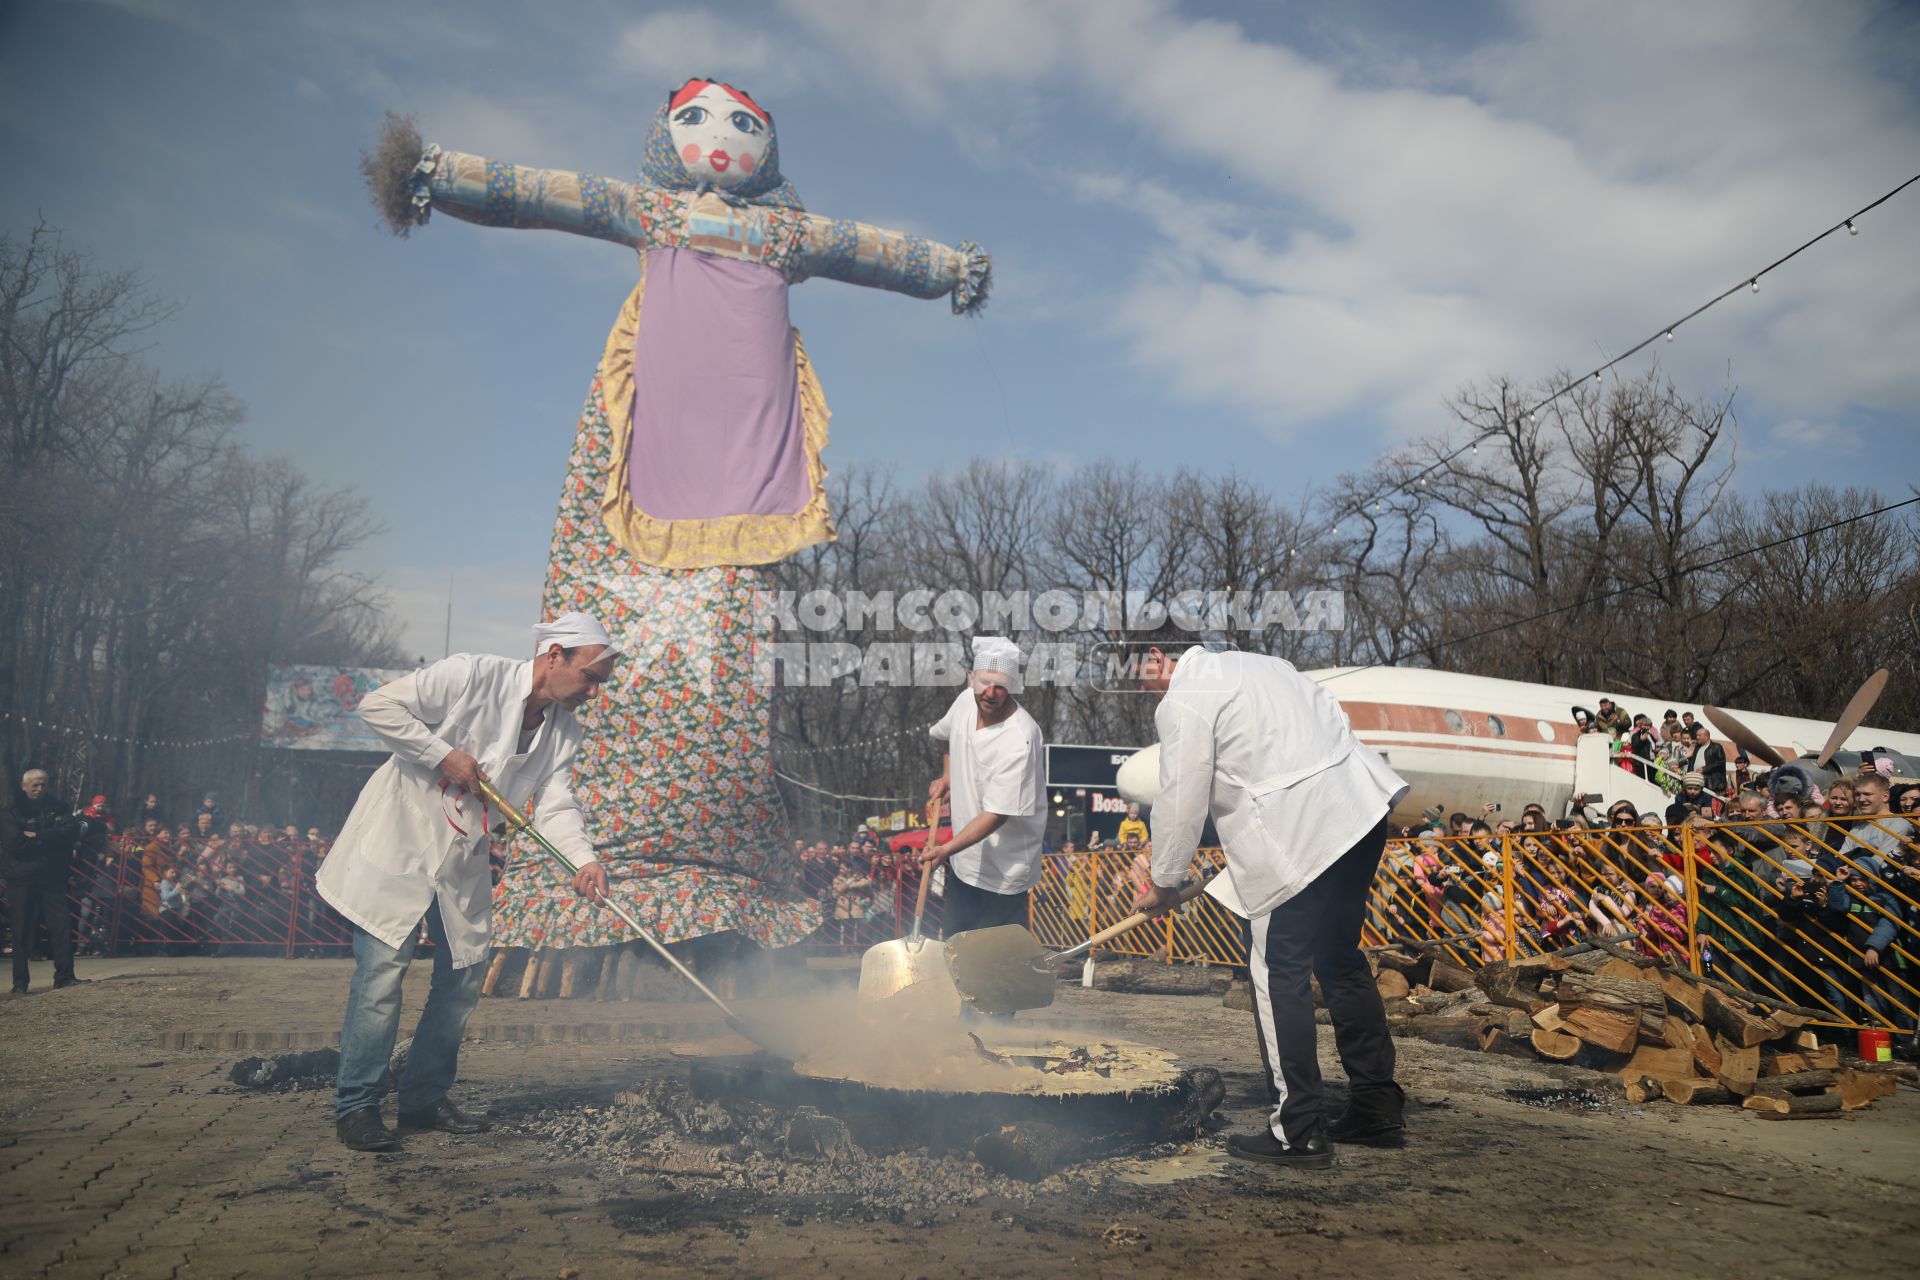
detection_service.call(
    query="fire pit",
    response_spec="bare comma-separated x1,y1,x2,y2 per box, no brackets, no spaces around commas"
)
510,1012,1224,1206
677,1029,1222,1179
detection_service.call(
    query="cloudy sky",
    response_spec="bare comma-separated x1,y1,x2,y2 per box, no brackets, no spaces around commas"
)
4,0,1916,659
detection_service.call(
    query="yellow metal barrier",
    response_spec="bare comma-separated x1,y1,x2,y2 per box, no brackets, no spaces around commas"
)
1027,814,1919,1032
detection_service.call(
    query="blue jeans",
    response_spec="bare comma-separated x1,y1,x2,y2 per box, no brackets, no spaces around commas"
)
333,903,484,1120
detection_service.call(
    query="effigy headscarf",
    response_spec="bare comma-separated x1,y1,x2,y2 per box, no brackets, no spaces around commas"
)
637,77,804,210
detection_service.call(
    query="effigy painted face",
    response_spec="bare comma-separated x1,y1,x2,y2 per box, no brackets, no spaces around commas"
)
668,80,772,191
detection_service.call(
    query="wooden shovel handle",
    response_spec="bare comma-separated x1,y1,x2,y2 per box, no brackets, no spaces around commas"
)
1076,873,1214,953
909,795,941,939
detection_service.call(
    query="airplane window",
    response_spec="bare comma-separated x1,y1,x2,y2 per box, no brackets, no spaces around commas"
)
1536,719,1556,741
1487,715,1507,736
1444,710,1467,734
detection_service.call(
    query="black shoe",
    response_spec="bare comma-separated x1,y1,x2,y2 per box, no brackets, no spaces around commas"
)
53,976,89,989
1226,1128,1335,1169
9,985,26,996
1327,1083,1407,1147
336,1108,401,1152
396,1098,487,1134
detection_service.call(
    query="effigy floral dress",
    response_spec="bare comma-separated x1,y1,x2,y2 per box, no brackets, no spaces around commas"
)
394,79,989,949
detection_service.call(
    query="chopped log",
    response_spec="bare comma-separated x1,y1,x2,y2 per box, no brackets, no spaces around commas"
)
1618,1045,1698,1084
1371,948,1430,978
517,949,543,999
1530,1028,1585,1061
1389,1013,1485,1051
1689,1024,1723,1077
1828,1069,1898,1111
558,951,588,999
1661,1078,1734,1105
1852,1060,1919,1082
1478,1023,1510,1054
1789,1029,1822,1051
1655,1015,1695,1052
1584,934,1833,1021
1755,1069,1838,1094
481,950,511,998
1556,970,1666,1018
539,951,565,998
1532,1006,1568,1033
1770,1010,1813,1033
1367,931,1477,954
1656,969,1705,1021
1376,969,1412,1000
1598,957,1654,982
1552,949,1617,976
595,946,623,1001
1765,1045,1839,1074
1098,959,1231,996
1476,959,1554,1014
1477,1011,1537,1058
1742,1092,1843,1117
1563,1006,1641,1056
1702,988,1776,1049
1624,1076,1663,1104
1715,1037,1761,1096
1428,957,1479,994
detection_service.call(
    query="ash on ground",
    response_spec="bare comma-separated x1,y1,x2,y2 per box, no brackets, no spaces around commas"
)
225,1048,340,1092
512,1078,1159,1222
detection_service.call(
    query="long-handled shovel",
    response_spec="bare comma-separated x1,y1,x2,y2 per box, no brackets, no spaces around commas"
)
475,779,804,1062
944,871,1217,1014
856,797,959,1011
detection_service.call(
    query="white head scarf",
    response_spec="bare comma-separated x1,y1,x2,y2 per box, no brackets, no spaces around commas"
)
970,635,1025,692
532,610,621,659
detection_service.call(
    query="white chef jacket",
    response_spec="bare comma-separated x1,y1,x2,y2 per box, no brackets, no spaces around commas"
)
1149,650,1408,919
930,688,1048,895
315,654,599,968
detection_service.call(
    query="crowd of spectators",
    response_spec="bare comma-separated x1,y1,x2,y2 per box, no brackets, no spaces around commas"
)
2,775,342,972
14,709,1917,1050
1374,699,1920,1055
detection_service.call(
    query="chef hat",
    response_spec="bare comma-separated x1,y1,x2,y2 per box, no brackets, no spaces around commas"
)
532,610,621,659
970,635,1024,690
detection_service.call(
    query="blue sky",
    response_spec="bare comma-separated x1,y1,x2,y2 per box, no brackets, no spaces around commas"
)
4,0,1917,659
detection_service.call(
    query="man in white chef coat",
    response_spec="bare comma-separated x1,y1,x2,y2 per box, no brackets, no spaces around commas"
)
922,636,1048,939
318,612,617,1152
1135,640,1410,1168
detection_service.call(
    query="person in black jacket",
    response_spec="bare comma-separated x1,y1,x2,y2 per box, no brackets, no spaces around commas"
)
1690,725,1729,795
2,769,83,993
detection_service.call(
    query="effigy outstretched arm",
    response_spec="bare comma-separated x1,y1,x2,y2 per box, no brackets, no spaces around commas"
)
795,214,991,315
360,112,655,248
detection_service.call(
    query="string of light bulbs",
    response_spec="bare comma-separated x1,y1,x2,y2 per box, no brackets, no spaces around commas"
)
778,722,935,757
772,769,916,806
0,708,255,751
1291,170,1920,556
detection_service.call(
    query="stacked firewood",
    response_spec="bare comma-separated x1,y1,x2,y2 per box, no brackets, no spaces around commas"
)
1371,941,1906,1119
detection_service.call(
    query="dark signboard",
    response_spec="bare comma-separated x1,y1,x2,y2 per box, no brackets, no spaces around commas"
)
1045,743,1143,790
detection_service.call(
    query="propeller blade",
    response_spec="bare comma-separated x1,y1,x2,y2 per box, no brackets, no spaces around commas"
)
1702,705,1786,769
1817,668,1890,769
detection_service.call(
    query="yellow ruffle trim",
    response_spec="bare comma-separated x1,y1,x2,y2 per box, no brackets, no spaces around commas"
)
598,260,835,569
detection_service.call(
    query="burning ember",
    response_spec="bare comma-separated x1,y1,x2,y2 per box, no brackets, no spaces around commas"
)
509,1013,1224,1207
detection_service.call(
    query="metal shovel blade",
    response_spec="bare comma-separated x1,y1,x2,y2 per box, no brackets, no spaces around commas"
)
857,934,959,1011
943,924,1058,1014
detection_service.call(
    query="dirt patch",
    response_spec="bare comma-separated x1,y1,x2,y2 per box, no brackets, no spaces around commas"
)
2,957,1917,1279
227,1048,341,1092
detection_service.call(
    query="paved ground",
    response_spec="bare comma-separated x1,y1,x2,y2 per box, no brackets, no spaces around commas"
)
2,955,1917,1279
